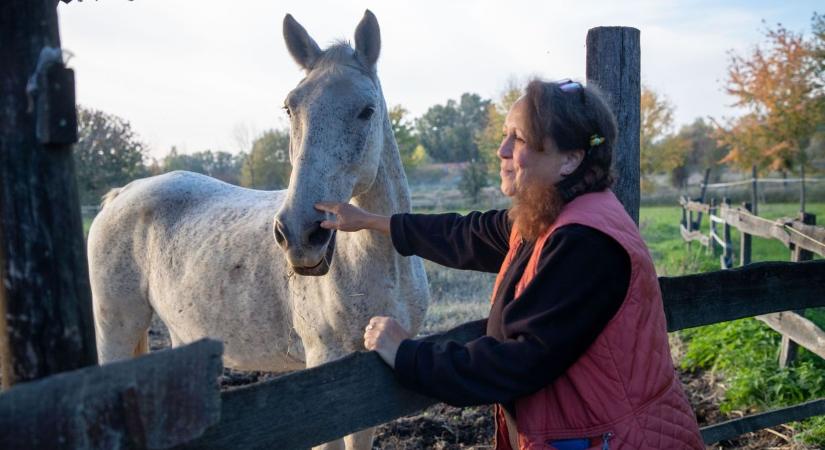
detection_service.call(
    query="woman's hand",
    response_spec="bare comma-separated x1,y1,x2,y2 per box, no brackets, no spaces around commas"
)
315,202,390,234
363,316,411,368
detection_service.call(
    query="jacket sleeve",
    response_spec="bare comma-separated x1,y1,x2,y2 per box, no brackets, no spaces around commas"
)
389,210,512,273
393,225,631,406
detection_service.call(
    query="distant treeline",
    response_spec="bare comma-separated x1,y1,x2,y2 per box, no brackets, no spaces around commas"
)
74,14,825,205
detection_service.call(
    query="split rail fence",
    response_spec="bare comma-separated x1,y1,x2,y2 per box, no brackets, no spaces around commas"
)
680,166,825,370
1,1,824,449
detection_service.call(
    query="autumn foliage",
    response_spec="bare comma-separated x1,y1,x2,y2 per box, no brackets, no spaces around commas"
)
717,15,825,172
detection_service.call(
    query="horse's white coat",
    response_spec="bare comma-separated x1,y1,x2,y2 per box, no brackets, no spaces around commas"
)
87,11,429,449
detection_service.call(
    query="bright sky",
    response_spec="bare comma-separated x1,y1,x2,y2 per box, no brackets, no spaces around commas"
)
58,0,821,159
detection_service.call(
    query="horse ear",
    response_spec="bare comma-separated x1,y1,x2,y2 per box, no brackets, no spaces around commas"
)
354,10,380,69
283,13,322,71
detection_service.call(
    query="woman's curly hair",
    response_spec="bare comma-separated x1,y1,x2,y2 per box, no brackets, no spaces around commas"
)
523,79,618,202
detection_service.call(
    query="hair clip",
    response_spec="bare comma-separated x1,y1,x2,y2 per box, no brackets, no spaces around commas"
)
589,134,605,147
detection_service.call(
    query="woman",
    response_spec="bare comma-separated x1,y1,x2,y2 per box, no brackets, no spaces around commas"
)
316,79,703,450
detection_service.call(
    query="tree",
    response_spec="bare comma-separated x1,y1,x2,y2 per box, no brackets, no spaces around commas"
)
656,133,695,189
679,119,729,180
408,145,429,167
415,101,459,162
208,151,244,184
162,146,196,172
415,93,491,162
638,86,678,191
477,85,522,180
459,159,490,205
649,118,731,188
240,129,291,189
74,106,149,204
389,105,422,170
717,18,825,172
161,148,243,185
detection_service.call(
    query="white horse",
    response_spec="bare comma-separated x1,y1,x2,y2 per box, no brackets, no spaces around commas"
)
87,11,429,450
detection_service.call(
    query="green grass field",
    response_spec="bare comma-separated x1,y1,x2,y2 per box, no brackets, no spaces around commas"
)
641,202,824,276
83,217,93,236
640,202,825,445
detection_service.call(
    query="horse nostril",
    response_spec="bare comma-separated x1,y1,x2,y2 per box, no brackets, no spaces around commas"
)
273,220,288,249
307,221,332,247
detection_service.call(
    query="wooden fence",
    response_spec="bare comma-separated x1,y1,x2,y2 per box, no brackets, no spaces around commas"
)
172,260,825,449
679,176,825,369
1,2,824,449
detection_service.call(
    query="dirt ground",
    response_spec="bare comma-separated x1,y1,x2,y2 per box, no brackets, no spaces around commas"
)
147,318,814,450
369,369,814,450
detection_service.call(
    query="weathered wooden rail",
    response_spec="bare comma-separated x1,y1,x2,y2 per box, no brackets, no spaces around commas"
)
679,194,825,370
1,339,224,449
680,197,825,259
173,260,825,449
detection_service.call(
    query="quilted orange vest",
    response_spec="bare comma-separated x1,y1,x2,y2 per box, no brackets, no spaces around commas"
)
492,190,703,450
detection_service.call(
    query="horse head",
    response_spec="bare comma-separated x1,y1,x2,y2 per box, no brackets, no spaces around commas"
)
274,10,385,276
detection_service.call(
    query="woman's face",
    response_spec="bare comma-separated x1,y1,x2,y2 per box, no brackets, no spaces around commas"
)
497,97,582,197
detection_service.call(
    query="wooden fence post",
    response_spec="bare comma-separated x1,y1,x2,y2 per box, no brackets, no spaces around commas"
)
800,164,806,213
0,1,96,385
721,198,733,269
708,198,717,256
586,27,641,225
740,202,753,266
695,168,710,229
699,198,724,256
779,212,816,368
751,165,759,216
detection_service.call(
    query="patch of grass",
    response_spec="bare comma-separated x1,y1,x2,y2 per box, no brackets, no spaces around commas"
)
639,207,720,276
680,318,825,411
83,216,94,236
419,259,494,335
639,203,824,275
649,202,825,446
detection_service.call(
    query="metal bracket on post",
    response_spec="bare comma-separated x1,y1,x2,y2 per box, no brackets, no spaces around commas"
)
26,46,78,146
38,64,77,145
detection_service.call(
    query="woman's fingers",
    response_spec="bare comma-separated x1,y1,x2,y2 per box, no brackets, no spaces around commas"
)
316,202,346,230
363,316,383,350
314,202,340,214
363,316,410,369
314,202,370,232
363,317,410,351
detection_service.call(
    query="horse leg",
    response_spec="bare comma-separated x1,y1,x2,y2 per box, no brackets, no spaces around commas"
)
91,276,153,364
302,346,376,450
133,330,149,356
312,440,345,450
344,428,375,450
301,345,349,450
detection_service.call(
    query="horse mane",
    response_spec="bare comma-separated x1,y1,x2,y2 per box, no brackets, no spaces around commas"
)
315,41,376,79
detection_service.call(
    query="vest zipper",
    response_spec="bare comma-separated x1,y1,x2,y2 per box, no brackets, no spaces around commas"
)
601,431,614,450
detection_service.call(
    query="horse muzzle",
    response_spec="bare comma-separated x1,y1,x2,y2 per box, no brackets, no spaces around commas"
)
274,219,337,276
291,230,336,276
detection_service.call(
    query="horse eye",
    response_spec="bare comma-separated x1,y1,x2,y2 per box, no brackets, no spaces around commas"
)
282,105,291,118
357,106,375,120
